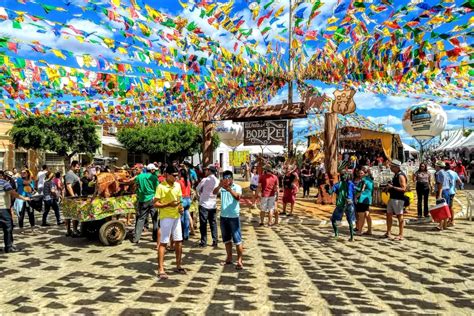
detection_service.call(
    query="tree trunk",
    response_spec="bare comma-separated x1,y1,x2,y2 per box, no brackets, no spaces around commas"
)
202,121,214,167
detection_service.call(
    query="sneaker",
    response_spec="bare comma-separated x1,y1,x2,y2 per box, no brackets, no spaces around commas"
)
41,223,51,227
198,242,206,248
212,241,218,247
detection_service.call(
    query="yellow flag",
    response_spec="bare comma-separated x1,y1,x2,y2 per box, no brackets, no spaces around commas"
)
118,47,128,55
327,16,338,24
221,1,234,15
275,6,285,17
51,49,66,59
111,0,120,6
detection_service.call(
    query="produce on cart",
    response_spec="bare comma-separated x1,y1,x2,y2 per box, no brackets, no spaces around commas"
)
62,192,137,246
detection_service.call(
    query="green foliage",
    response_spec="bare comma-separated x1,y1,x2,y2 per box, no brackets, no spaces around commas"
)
9,116,100,159
117,122,220,160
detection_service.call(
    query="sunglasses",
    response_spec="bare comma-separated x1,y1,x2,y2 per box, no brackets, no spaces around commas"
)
223,175,232,179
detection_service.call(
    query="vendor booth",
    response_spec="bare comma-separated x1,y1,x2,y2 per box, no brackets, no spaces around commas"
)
338,127,403,161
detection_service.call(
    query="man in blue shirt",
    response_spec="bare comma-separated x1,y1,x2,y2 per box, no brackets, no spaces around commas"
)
445,163,461,227
434,161,452,230
213,170,243,270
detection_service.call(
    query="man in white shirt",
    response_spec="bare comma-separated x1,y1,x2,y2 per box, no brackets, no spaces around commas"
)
37,165,48,194
196,164,219,247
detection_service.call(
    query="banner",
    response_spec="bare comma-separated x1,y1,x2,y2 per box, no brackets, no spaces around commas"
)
244,120,287,146
229,151,250,167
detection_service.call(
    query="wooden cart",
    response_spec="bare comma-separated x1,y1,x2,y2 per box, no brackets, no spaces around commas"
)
62,194,136,246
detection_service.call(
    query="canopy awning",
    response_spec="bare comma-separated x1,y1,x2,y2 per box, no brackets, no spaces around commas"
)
102,136,125,150
402,143,418,153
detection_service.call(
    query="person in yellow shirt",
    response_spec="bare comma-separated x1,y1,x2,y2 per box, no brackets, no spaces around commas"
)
154,166,184,280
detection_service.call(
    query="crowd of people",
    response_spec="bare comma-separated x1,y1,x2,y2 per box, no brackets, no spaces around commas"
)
0,154,470,279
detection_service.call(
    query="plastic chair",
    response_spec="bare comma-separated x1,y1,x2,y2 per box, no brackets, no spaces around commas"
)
467,192,473,221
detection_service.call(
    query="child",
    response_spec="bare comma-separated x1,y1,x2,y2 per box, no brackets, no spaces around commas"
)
326,172,356,241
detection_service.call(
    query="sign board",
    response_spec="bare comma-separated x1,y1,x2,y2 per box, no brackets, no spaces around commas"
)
229,151,250,167
332,89,356,115
244,120,287,146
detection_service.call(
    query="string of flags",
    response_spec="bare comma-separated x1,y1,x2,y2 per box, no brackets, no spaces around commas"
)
0,0,472,124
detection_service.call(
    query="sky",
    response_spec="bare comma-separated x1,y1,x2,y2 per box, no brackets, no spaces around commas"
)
0,0,472,146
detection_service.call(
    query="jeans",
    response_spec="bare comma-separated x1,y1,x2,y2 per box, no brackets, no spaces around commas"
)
181,198,191,240
133,200,158,242
0,209,14,251
220,217,242,245
199,205,217,245
416,183,429,217
19,203,35,228
43,199,61,225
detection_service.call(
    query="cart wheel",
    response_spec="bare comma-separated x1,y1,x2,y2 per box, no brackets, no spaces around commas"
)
99,220,126,246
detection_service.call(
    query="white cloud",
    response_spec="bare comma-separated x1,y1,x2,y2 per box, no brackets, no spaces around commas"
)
0,17,117,60
353,92,384,110
445,109,472,122
267,84,302,105
367,115,402,126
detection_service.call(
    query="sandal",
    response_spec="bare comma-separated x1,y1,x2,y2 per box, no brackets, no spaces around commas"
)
158,272,169,280
166,246,175,252
362,231,372,236
174,267,187,274
393,236,404,241
433,227,442,231
235,263,243,270
381,233,390,239
220,261,233,266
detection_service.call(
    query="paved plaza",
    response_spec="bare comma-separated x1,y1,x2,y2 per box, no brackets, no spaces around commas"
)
1,209,473,315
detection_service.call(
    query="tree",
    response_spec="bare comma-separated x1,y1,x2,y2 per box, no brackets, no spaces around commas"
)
117,122,220,162
9,116,100,166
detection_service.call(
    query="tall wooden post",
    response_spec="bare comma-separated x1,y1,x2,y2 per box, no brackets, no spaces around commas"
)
324,112,338,183
202,121,214,167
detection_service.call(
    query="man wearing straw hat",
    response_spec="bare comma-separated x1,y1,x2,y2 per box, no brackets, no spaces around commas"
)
384,160,407,241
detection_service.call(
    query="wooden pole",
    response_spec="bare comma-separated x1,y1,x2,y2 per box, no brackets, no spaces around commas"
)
324,112,338,183
202,121,214,167
287,0,294,157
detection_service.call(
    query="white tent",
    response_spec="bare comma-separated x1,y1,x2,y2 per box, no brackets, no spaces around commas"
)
402,142,419,153
435,130,464,151
457,133,474,150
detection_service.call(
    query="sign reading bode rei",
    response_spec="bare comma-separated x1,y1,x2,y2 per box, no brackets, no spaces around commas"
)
244,120,288,146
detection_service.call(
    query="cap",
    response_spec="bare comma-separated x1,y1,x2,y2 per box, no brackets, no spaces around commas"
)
390,160,402,167
206,164,217,173
435,161,445,168
264,164,273,171
146,163,158,171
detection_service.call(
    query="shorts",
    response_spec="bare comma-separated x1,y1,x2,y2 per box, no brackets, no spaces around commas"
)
330,204,355,223
250,184,258,191
449,194,454,208
282,188,297,204
387,199,405,215
355,203,370,213
159,218,183,244
261,196,276,212
220,217,242,245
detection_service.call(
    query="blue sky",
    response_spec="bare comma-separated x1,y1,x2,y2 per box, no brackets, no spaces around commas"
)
0,0,472,146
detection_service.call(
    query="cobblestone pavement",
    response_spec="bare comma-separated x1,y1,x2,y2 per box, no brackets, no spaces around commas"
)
1,217,473,315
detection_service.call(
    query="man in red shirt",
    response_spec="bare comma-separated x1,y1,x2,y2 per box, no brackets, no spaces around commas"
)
257,164,279,226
